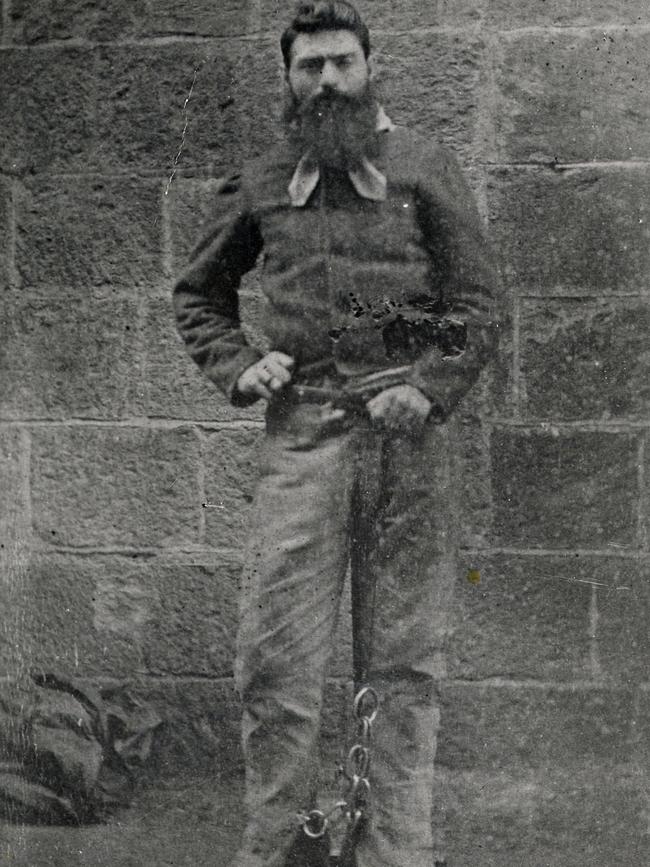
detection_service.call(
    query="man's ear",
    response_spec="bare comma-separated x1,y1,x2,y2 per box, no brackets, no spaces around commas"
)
367,56,375,81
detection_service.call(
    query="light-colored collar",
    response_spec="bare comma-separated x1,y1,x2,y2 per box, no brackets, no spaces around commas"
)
288,106,395,207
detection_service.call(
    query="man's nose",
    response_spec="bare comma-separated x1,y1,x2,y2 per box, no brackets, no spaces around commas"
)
319,60,341,89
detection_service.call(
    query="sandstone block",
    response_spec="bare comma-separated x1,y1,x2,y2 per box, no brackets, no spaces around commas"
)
143,558,241,677
95,41,283,173
645,438,650,559
520,298,650,421
633,688,650,765
432,767,539,867
0,48,95,173
146,0,257,37
487,1,650,27
533,766,649,867
30,426,200,548
2,553,246,678
447,554,592,681
14,176,163,294
0,553,151,678
413,0,485,27
137,296,264,422
9,0,147,43
433,766,648,867
0,429,27,543
0,179,11,288
495,30,650,162
203,428,264,548
262,0,484,33
491,429,640,548
595,557,650,684
487,166,650,296
373,32,487,161
437,683,635,771
1,293,138,420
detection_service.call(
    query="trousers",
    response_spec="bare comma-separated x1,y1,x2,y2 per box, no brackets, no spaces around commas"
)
232,396,458,867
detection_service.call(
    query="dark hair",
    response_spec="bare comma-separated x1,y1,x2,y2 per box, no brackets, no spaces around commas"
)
280,1,371,68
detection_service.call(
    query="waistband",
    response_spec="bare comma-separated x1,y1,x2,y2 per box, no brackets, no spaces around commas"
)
288,362,412,408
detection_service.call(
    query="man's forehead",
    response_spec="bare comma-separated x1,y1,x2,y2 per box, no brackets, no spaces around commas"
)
290,30,365,62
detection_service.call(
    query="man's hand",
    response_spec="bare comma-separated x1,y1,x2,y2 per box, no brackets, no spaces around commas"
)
236,352,295,400
366,384,432,436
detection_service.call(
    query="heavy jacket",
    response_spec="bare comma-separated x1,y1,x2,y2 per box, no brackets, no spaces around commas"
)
173,125,498,420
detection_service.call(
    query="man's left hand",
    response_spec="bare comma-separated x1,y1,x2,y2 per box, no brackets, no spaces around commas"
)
366,385,432,436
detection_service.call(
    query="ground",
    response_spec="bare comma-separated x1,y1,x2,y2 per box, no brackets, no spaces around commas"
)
0,775,244,867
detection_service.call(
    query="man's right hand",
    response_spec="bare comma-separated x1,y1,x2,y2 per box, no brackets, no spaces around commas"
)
236,352,295,400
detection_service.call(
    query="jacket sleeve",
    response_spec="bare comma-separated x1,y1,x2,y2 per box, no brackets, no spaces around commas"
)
172,173,265,406
407,144,499,420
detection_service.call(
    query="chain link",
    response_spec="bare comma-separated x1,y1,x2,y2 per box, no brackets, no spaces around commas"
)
297,685,380,850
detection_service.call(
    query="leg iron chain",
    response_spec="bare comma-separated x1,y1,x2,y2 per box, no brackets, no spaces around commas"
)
296,686,380,862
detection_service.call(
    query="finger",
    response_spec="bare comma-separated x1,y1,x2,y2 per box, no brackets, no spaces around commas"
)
269,352,295,370
324,407,347,422
264,360,293,384
268,376,285,392
253,376,273,399
366,393,387,416
237,371,259,395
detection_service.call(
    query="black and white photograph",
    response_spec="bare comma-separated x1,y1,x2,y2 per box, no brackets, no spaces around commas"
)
1,2,649,865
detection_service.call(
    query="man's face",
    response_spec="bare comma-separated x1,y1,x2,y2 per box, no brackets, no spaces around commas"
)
287,29,370,105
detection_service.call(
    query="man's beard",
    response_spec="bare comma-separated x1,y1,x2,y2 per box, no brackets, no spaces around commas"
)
283,82,381,170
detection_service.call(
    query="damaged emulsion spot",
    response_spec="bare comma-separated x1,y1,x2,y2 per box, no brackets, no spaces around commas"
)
329,292,467,363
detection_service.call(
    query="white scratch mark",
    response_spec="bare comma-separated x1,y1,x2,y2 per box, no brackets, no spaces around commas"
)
165,67,201,197
564,577,609,587
564,577,631,591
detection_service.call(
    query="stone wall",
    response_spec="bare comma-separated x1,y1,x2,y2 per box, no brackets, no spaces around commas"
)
1,1,649,864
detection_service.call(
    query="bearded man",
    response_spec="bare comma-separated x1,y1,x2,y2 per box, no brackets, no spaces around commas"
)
173,3,498,866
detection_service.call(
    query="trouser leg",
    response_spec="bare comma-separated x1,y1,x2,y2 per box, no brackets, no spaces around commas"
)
232,406,355,867
352,425,457,867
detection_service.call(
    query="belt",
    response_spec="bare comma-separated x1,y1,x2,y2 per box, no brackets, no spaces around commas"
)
288,364,412,410
289,383,367,412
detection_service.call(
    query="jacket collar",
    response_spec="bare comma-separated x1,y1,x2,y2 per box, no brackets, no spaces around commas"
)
288,106,395,207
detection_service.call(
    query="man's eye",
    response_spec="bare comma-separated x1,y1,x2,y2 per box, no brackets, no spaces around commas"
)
336,57,352,68
302,59,322,72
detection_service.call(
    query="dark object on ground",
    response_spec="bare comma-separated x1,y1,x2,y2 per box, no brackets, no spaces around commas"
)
285,832,331,866
0,672,162,825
